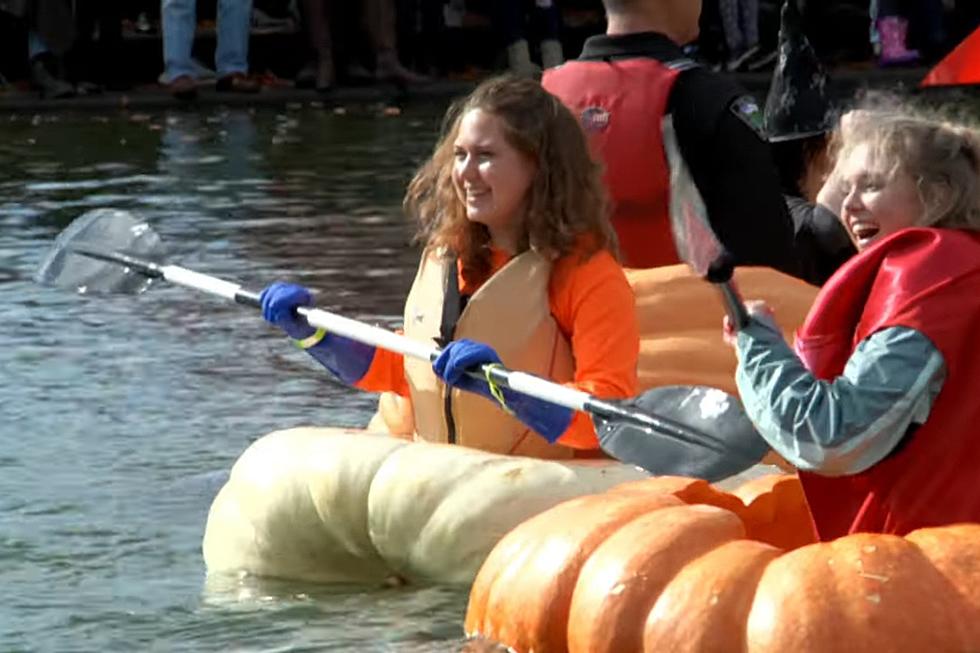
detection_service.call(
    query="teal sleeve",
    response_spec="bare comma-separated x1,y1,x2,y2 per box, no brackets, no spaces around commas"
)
734,320,946,476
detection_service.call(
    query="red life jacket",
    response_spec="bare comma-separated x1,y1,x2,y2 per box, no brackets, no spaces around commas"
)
793,228,980,539
543,59,685,268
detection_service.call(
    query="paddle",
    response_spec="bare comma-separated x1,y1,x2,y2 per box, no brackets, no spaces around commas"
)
662,114,750,329
35,208,768,481
587,118,772,477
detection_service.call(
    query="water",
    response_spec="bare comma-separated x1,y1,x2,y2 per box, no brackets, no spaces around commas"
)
0,106,474,652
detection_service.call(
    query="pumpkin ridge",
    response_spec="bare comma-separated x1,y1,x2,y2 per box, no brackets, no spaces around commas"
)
567,504,746,653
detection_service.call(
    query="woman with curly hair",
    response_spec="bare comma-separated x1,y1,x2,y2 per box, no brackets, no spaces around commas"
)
260,76,639,459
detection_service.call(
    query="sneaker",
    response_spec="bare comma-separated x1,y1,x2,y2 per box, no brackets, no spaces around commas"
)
31,57,75,99
168,75,198,101
215,73,261,93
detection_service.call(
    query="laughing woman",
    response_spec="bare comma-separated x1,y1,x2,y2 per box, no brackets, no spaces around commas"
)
726,107,980,538
261,76,639,459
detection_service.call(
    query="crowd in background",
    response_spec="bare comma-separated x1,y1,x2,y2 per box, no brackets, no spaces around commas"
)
1,0,979,100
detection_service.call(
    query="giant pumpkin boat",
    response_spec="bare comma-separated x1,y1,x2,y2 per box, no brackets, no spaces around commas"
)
203,264,814,584
199,264,980,652
465,473,980,652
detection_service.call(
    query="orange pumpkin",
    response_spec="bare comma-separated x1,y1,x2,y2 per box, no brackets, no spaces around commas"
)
464,475,980,653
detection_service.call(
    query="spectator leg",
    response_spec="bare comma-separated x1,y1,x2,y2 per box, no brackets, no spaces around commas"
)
493,0,537,74
739,0,759,50
215,0,253,77
28,31,75,98
534,1,564,68
300,0,335,89
718,0,745,58
161,0,198,82
365,0,426,83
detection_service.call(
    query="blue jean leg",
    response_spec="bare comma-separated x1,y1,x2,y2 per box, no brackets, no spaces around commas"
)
215,0,254,77
162,0,197,82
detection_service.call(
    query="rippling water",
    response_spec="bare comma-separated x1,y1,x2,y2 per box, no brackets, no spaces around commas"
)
0,106,474,651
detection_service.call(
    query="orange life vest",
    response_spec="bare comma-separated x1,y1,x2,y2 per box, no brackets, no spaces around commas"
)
401,250,577,459
543,58,687,268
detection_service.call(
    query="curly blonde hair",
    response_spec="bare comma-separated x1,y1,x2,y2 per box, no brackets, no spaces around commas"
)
403,75,616,281
830,105,980,232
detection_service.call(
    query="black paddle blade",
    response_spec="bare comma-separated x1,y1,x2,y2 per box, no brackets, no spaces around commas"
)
595,385,769,482
34,208,165,295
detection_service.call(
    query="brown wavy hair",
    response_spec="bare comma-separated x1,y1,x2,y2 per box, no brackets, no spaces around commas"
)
403,75,616,281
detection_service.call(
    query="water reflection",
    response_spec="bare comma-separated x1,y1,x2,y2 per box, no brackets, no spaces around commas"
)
0,105,465,651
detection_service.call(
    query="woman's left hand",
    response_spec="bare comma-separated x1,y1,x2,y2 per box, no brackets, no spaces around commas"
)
723,300,776,347
433,339,503,395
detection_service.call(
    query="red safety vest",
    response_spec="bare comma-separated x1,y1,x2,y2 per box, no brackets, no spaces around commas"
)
793,228,980,539
543,59,684,268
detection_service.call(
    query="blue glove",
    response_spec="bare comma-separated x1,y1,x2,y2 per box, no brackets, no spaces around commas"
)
433,339,574,443
260,281,375,385
261,282,316,339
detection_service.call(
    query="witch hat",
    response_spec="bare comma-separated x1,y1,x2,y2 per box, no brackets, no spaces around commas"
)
764,0,835,142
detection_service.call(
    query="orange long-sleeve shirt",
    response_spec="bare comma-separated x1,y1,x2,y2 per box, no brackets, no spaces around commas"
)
356,248,639,449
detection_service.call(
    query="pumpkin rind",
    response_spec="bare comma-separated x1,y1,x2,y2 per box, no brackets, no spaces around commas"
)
465,474,980,653
734,474,817,550
644,539,780,652
907,523,980,643
566,504,745,653
466,491,684,652
747,533,971,653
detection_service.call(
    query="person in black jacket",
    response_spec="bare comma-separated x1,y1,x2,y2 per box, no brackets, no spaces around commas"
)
544,0,805,279
764,0,855,286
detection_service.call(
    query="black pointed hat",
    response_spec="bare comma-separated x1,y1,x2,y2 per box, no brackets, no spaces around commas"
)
764,0,835,142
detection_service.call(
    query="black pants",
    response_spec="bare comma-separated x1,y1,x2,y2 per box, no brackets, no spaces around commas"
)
492,0,561,46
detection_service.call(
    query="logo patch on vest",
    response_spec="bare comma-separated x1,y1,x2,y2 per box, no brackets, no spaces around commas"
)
580,106,611,133
729,95,767,140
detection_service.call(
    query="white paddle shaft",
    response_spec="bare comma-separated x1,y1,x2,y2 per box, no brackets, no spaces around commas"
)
159,263,591,412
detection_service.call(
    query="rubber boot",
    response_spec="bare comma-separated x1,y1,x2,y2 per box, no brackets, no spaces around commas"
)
506,39,540,77
540,38,564,70
877,16,920,67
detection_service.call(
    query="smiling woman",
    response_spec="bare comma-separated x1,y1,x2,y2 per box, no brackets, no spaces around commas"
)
260,75,640,458
829,108,980,250
450,109,537,254
727,106,980,540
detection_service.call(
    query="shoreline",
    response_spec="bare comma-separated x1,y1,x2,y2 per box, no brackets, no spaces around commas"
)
0,65,952,114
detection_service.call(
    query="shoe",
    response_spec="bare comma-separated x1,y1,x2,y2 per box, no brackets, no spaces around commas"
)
251,7,296,34
215,73,261,93
540,39,564,70
31,57,75,99
343,62,375,86
75,81,104,96
168,75,198,100
376,51,428,86
315,56,336,93
295,62,316,89
877,16,919,67
507,39,541,77
135,12,154,34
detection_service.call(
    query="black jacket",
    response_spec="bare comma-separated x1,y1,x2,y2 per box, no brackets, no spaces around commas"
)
577,32,804,280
